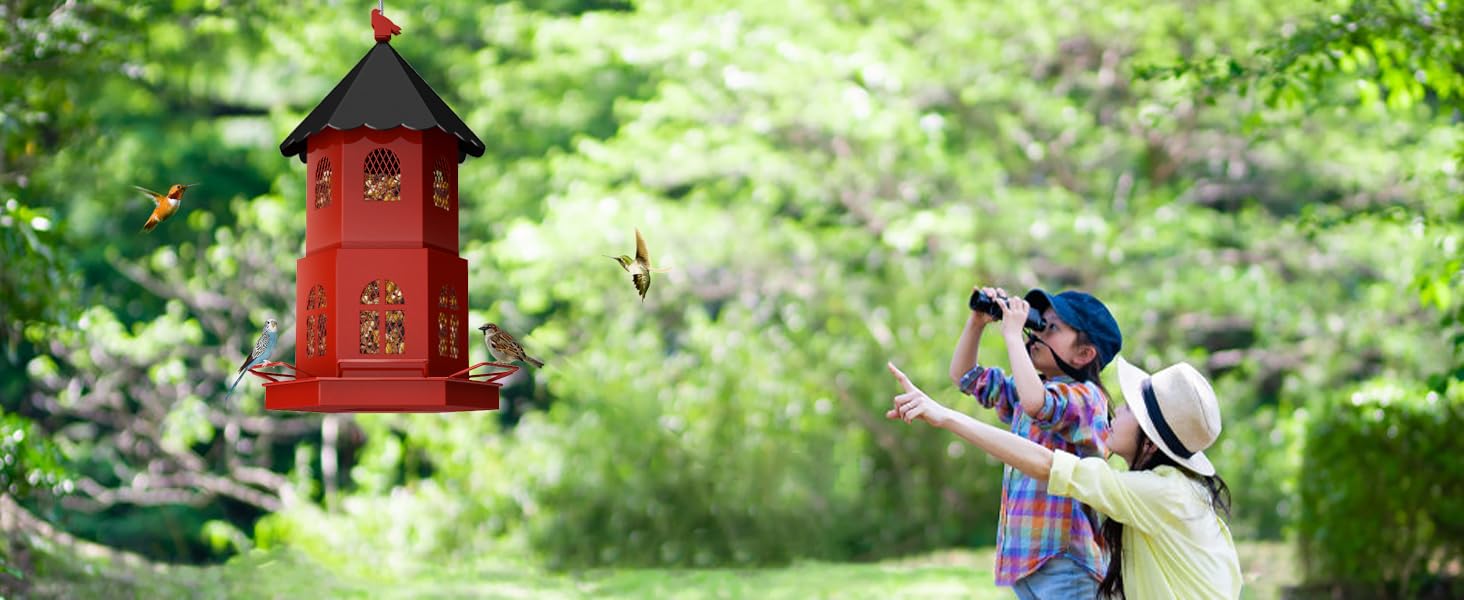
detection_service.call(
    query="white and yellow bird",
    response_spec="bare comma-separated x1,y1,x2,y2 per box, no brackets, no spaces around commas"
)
606,228,671,302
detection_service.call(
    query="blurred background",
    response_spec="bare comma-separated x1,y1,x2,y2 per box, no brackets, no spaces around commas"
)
2,0,1461,598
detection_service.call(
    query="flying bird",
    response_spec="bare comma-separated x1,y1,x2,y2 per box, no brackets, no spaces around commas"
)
225,319,279,403
135,183,198,232
478,323,544,368
606,228,671,302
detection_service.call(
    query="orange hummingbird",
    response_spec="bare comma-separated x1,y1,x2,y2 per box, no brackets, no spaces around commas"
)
134,183,198,233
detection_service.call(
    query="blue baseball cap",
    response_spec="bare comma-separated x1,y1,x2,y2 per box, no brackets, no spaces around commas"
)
1023,289,1123,371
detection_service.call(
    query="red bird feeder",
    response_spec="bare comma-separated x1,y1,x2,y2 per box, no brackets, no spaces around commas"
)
254,7,511,413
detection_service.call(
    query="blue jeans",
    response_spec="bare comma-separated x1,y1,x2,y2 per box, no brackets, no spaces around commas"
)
1011,555,1099,600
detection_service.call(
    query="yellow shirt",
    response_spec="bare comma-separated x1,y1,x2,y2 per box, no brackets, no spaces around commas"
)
1048,450,1242,600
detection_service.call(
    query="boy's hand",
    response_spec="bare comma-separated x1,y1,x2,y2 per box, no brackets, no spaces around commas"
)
997,293,1031,340
887,362,951,427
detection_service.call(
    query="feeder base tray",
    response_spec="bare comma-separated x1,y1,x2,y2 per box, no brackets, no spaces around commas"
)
252,362,514,414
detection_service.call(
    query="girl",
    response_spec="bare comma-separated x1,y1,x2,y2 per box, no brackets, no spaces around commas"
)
949,287,1122,598
888,356,1242,599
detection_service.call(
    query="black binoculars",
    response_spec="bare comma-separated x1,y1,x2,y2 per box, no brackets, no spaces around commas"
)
968,290,1047,331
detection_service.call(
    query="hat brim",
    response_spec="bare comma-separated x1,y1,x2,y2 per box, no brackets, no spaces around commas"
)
1024,289,1082,331
1116,356,1216,477
1026,288,1114,370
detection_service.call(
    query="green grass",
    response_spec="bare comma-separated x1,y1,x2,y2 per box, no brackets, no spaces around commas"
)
13,540,1298,599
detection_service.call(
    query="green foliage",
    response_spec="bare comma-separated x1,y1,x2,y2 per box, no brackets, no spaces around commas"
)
1151,11,1464,592
1416,247,1464,389
13,542,362,600
1296,379,1464,595
0,412,71,500
1148,0,1464,386
199,519,250,555
1143,1,1464,112
3,0,1462,578
0,410,72,582
0,199,79,385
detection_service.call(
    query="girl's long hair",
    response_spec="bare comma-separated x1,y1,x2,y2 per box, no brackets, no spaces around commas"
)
1096,434,1232,599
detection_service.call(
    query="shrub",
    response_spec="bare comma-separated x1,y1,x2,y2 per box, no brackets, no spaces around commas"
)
1295,379,1464,597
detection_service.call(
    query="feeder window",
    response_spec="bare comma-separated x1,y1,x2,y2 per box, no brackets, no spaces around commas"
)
318,315,328,357
436,314,459,358
437,285,458,311
359,279,405,355
314,158,333,209
384,310,406,354
305,285,328,357
363,148,402,202
436,285,459,358
359,311,380,354
308,285,327,310
306,315,318,357
305,316,328,357
361,280,380,305
432,160,450,211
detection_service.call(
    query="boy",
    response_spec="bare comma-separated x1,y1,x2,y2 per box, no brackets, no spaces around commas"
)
947,286,1122,599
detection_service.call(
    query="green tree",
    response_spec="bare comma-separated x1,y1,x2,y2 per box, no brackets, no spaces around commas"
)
3,0,1460,576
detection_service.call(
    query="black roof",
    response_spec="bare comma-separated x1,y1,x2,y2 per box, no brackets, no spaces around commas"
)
279,42,485,163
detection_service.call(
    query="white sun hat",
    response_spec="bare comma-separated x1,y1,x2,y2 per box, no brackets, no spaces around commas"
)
1115,355,1223,476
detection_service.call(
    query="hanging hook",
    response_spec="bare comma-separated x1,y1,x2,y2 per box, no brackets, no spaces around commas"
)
379,0,384,14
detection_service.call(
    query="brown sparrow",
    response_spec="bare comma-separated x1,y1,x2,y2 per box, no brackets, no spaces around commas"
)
478,323,544,368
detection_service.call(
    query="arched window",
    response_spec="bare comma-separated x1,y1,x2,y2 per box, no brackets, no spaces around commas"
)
359,279,405,355
363,148,401,202
305,285,328,357
432,158,450,211
437,285,459,358
314,158,332,209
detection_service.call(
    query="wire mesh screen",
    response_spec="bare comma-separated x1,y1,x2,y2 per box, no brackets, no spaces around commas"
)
314,158,332,208
363,148,401,202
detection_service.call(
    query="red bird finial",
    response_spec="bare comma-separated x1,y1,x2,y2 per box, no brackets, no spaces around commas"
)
372,8,401,43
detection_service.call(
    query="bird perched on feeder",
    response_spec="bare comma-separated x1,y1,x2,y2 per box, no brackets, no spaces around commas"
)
479,323,544,368
134,183,198,233
225,319,279,403
606,228,672,302
371,8,401,42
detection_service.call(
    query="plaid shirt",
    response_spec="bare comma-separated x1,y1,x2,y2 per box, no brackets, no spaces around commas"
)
959,365,1111,586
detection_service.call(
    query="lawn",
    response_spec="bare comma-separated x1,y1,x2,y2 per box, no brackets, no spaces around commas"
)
13,537,1297,599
